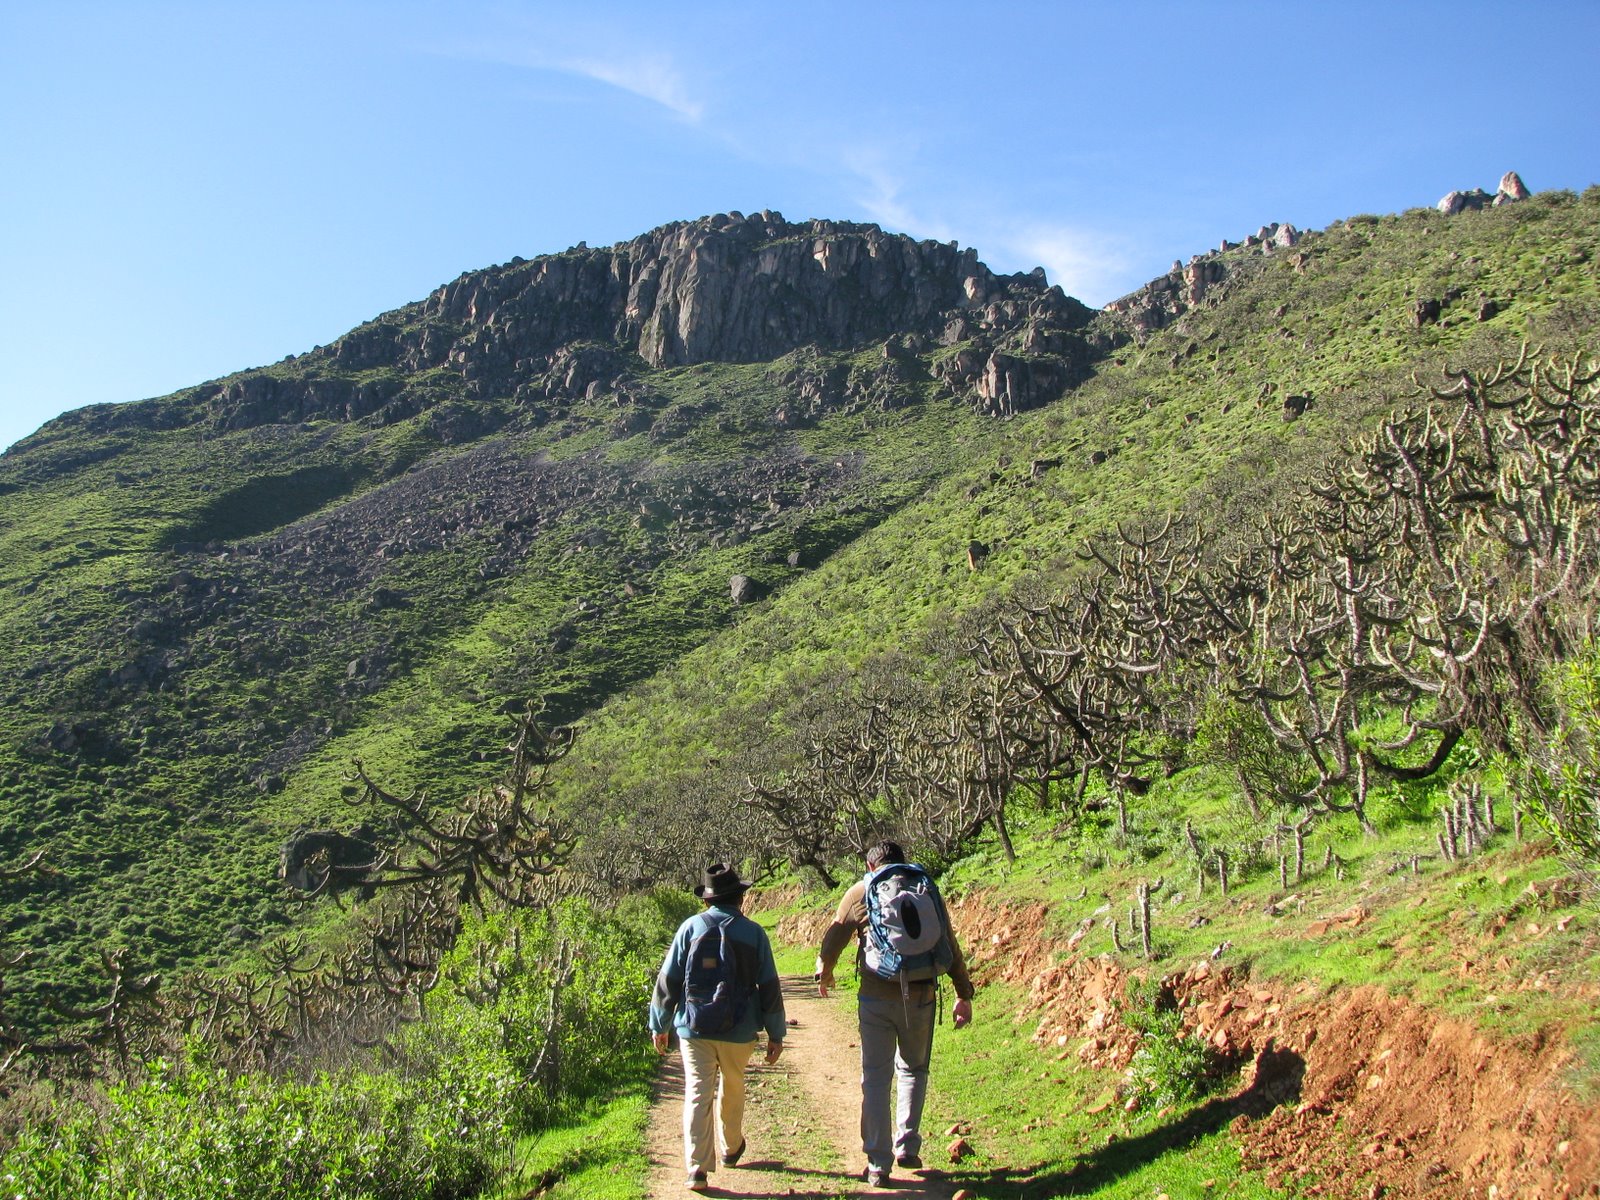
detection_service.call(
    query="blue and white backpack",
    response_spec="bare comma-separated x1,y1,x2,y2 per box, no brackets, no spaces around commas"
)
861,862,954,984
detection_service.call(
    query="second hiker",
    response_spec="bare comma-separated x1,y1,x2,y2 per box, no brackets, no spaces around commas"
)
816,840,974,1188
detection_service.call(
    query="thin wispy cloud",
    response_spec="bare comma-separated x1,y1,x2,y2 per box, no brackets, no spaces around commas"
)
561,53,705,123
439,30,1142,304
844,152,918,232
839,147,1139,306
431,31,707,124
996,223,1137,307
841,147,955,243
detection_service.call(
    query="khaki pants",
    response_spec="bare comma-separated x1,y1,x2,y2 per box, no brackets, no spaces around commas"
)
680,1036,756,1175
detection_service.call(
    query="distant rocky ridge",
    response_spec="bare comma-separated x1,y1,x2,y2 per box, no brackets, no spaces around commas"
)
13,175,1539,455
1106,171,1534,339
1105,220,1302,337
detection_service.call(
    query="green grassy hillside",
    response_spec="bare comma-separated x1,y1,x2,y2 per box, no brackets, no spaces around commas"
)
556,190,1600,863
1,185,1598,1200
0,189,1595,1038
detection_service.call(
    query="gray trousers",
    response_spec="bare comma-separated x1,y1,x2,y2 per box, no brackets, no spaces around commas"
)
858,989,936,1171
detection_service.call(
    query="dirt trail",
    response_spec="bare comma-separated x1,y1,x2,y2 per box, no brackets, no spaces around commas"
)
645,976,964,1200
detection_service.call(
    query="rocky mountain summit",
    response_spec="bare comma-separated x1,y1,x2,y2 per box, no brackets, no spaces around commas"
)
11,177,1543,463
43,213,1107,446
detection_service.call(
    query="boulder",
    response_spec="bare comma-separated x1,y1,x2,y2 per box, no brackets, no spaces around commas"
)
1495,170,1531,203
976,351,1077,416
45,721,81,754
610,408,654,436
1438,188,1493,215
729,574,762,604
369,587,410,610
279,826,379,893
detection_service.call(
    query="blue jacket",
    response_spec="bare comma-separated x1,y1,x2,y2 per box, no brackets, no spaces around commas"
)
649,904,787,1044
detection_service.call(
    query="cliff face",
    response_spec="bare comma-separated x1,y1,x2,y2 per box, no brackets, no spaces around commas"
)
389,209,1087,369
137,212,1103,435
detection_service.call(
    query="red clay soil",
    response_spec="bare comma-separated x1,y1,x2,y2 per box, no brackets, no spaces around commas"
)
782,891,1600,1199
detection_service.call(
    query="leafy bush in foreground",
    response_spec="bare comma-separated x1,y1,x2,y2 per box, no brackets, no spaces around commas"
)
0,893,686,1200
3,1063,492,1200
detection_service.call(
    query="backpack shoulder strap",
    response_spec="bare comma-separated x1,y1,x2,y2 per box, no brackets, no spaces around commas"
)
684,911,731,960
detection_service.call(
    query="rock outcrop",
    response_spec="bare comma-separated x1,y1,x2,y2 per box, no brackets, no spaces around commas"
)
1438,171,1531,215
279,826,379,893
1104,222,1299,337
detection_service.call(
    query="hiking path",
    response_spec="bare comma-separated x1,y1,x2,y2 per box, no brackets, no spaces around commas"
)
644,975,964,1200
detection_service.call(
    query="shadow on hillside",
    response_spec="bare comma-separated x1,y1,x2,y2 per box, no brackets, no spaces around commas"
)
952,1044,1305,1198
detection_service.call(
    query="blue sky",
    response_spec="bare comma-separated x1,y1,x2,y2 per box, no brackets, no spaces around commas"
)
3,1,1597,453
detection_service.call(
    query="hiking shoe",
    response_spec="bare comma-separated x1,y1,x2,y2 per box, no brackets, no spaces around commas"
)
686,1169,708,1191
722,1138,746,1166
896,1153,923,1170
864,1166,892,1187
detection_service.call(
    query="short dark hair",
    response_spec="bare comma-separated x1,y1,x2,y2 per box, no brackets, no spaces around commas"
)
865,841,905,870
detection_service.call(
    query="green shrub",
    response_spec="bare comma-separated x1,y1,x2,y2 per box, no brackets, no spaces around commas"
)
1513,642,1600,881
1192,692,1304,819
1121,977,1224,1111
1,1063,496,1200
419,894,674,1131
0,892,683,1199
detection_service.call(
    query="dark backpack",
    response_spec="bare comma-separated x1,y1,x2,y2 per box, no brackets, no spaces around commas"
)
862,862,954,983
683,913,758,1037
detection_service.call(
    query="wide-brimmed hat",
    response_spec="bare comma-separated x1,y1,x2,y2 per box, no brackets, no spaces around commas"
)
696,862,751,902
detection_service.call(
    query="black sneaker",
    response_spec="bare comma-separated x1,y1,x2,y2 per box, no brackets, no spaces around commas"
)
686,1169,708,1191
896,1153,923,1170
864,1165,892,1187
722,1138,745,1166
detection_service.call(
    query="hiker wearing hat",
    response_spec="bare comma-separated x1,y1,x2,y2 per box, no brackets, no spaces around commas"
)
649,862,786,1192
815,840,974,1188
